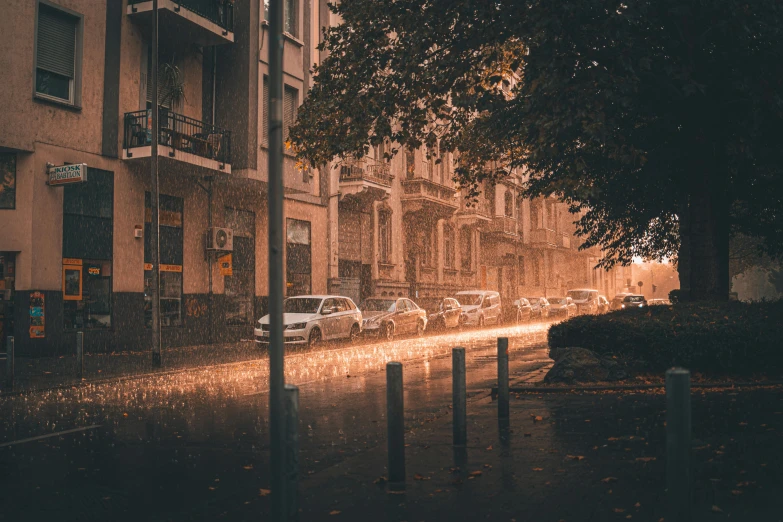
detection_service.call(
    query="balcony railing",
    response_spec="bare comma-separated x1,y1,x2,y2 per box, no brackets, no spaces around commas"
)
401,178,458,208
339,161,392,187
124,108,231,165
488,216,519,236
530,227,557,246
458,198,492,218
129,0,234,33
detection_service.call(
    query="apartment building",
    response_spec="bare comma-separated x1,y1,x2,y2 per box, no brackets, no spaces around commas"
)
0,0,329,355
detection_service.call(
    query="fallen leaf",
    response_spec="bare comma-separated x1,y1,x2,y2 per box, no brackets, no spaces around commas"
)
567,455,585,461
243,465,253,470
532,468,543,472
731,490,742,495
373,477,387,485
259,489,271,497
486,445,493,451
712,506,723,513
634,502,641,508
614,508,625,513
208,486,216,491
469,471,483,477
414,473,430,481
534,416,543,422
635,457,656,462
329,510,341,515
601,477,618,483
739,422,748,426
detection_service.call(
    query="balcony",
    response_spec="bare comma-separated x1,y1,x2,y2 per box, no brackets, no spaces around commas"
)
123,109,231,174
128,0,234,45
530,227,558,247
400,178,458,218
456,198,492,226
338,160,392,207
485,216,519,239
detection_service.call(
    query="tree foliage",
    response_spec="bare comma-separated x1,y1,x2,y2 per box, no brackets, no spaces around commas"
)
290,0,783,268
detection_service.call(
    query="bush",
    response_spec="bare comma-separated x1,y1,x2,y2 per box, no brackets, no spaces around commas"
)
548,301,783,375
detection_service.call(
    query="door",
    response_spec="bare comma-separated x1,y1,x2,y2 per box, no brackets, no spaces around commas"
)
405,299,421,333
337,298,355,338
360,264,373,303
446,299,460,327
490,295,502,323
320,298,340,339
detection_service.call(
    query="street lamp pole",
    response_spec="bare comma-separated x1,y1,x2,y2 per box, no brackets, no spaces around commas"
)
150,0,162,367
268,0,286,519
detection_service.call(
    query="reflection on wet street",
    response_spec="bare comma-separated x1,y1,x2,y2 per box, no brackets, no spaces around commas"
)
0,323,550,521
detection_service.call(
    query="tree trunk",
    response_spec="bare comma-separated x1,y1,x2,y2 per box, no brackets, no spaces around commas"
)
682,168,730,301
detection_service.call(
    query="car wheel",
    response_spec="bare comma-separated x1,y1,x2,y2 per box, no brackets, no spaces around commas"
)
349,323,360,344
416,321,424,337
383,322,394,341
308,327,322,348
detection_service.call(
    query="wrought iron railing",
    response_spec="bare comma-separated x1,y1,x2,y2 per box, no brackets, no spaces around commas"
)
401,178,458,207
124,108,231,165
339,161,392,187
489,216,519,236
129,0,234,33
530,228,557,246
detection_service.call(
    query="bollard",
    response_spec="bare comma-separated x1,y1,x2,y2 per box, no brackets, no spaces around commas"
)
284,384,299,521
452,348,467,446
386,362,405,488
666,368,691,522
5,336,13,391
76,331,84,380
497,338,509,420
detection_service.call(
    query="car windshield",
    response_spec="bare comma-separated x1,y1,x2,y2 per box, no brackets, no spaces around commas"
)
284,298,322,314
567,290,593,300
360,299,396,312
526,298,540,306
550,297,568,305
456,294,483,306
624,296,645,303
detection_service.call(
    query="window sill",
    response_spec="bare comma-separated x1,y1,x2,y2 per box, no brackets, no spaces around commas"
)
444,268,459,275
34,94,81,112
378,262,395,269
420,266,436,273
460,269,476,276
283,32,304,47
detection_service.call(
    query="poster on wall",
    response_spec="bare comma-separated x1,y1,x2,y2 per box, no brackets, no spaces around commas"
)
29,291,45,339
219,253,233,276
63,259,83,301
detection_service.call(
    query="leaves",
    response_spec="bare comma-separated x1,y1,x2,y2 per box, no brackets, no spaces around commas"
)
259,489,271,497
601,477,618,483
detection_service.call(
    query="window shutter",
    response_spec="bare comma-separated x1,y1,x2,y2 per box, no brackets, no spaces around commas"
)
283,86,297,141
145,53,173,108
37,5,76,78
263,76,269,143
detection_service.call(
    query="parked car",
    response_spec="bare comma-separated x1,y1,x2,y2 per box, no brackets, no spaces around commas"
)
648,298,671,306
360,297,428,340
501,297,530,324
548,296,577,318
454,290,503,327
566,288,600,315
255,295,362,347
597,295,610,314
610,293,632,311
421,297,464,331
511,298,534,323
526,297,551,320
621,294,648,309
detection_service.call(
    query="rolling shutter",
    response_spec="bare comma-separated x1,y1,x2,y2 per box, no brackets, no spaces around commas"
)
283,85,297,140
37,5,77,78
263,76,269,143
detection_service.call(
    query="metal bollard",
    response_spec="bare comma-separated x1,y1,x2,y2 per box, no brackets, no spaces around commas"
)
386,362,405,487
666,368,691,522
497,337,509,420
76,331,84,380
5,336,13,391
284,384,299,521
452,347,467,446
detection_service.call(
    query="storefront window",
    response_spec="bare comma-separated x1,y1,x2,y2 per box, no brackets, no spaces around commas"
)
286,219,311,296
0,153,15,209
225,208,255,326
145,193,183,328
63,260,112,329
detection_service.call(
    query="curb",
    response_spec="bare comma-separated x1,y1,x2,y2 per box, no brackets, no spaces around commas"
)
490,380,783,397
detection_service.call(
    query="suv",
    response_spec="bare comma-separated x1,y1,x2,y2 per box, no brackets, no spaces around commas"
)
255,295,362,347
455,290,503,327
566,288,600,315
621,294,648,309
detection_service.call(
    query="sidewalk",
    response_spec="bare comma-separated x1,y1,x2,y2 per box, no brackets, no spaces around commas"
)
292,386,783,522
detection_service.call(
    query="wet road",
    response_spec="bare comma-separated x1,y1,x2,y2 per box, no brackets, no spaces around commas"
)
0,322,551,521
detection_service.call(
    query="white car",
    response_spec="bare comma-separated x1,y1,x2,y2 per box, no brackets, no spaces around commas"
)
454,290,503,327
255,295,362,347
566,288,600,315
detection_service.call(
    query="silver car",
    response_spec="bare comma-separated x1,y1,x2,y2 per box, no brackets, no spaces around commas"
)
255,295,362,347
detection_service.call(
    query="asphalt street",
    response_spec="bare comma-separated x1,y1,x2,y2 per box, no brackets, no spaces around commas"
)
0,322,552,521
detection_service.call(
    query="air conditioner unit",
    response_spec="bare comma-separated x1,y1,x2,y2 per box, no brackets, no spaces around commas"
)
206,227,233,252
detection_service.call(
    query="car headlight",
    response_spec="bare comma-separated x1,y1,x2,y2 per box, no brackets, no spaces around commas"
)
621,304,626,309
286,322,307,330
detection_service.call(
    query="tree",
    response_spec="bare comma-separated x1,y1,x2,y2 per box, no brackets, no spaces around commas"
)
290,0,783,301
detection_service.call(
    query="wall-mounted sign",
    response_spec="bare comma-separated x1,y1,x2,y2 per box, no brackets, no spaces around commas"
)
48,163,88,186
144,263,182,273
218,253,233,276
63,259,83,301
29,291,45,338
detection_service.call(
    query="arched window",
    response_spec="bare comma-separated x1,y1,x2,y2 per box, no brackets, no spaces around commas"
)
444,224,455,269
504,189,514,217
378,210,392,264
460,227,472,271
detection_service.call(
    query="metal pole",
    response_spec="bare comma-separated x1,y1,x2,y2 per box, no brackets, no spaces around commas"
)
76,331,84,380
150,0,162,367
666,367,691,522
497,337,509,420
5,336,13,391
284,384,299,521
386,362,405,487
268,0,286,518
452,347,467,446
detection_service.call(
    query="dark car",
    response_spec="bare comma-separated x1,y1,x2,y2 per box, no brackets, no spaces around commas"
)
502,297,531,324
597,295,610,314
548,296,577,318
610,293,632,311
421,297,464,331
360,297,428,340
621,294,647,309
526,297,551,320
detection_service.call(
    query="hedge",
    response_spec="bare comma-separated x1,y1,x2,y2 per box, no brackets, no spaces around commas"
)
547,301,783,375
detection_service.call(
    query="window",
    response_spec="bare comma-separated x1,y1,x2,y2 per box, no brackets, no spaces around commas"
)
422,227,435,268
518,255,526,285
263,0,269,20
378,211,392,264
284,0,298,37
504,190,514,217
62,169,113,329
283,85,298,143
225,209,255,326
144,193,183,328
35,3,81,105
405,149,415,179
286,219,311,296
0,153,16,209
444,224,455,269
460,227,472,271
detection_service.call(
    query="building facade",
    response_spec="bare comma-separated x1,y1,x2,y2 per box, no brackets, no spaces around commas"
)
0,0,330,355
